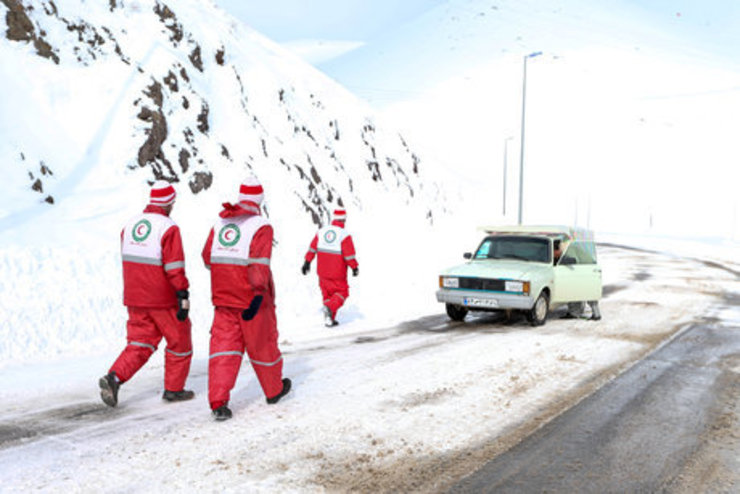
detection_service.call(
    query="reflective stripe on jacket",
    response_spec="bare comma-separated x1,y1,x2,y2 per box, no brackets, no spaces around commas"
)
121,207,188,308
305,220,358,280
202,204,275,308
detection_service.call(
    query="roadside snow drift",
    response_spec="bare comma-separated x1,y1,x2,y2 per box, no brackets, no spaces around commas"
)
0,0,448,367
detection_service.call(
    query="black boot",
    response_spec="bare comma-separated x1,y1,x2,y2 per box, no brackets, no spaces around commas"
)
162,389,195,402
322,306,334,327
266,378,292,405
99,372,120,407
212,405,232,421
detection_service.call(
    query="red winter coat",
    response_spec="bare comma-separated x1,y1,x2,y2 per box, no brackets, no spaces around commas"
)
121,205,189,308
202,202,275,308
305,220,358,281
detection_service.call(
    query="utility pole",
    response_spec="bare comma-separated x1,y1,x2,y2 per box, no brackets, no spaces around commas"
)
503,136,513,217
518,51,542,225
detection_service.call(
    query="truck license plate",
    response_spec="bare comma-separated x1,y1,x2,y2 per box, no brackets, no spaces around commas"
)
463,297,498,308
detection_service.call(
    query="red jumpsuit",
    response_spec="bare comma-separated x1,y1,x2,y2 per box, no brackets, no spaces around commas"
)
203,202,284,410
304,220,359,319
109,205,192,392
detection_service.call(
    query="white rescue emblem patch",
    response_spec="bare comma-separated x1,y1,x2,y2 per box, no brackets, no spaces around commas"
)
219,224,241,247
324,230,337,243
132,219,152,242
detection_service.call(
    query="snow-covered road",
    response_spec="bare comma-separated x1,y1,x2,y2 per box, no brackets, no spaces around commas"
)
1,245,737,493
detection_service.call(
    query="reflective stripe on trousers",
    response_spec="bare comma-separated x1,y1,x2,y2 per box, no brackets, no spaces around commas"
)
166,348,193,357
129,341,156,352
250,355,283,367
209,351,244,359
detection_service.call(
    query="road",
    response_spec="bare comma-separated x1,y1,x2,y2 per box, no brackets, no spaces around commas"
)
452,320,740,493
0,245,738,492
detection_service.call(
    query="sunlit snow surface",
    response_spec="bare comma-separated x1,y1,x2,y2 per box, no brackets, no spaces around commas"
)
1,0,739,491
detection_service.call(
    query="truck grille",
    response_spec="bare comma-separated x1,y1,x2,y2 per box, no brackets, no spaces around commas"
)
459,277,506,291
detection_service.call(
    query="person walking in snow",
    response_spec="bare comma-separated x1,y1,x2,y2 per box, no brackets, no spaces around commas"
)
301,208,359,327
202,176,291,421
99,180,195,407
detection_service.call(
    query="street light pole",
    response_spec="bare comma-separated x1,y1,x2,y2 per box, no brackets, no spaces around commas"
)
503,136,513,217
518,51,542,225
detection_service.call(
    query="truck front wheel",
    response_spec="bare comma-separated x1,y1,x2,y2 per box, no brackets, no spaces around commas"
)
446,303,468,322
526,292,549,326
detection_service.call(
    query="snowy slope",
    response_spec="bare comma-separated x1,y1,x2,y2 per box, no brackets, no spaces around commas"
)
321,0,740,104
318,0,740,238
0,0,439,226
0,0,450,367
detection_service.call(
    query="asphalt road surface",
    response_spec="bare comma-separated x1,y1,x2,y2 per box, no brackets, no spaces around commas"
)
452,321,740,493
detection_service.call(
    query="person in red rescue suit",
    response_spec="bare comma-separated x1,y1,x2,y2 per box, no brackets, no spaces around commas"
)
202,176,292,421
99,180,195,408
301,208,359,327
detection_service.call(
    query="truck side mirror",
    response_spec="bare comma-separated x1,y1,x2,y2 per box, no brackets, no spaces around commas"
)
463,252,472,260
560,256,576,266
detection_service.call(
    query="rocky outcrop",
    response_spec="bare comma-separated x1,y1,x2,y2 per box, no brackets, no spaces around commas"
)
188,171,212,194
136,82,175,181
2,0,59,63
23,156,55,204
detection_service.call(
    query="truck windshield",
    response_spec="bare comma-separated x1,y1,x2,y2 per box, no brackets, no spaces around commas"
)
474,236,550,263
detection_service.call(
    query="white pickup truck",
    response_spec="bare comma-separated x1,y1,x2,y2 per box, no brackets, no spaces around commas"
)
436,225,603,326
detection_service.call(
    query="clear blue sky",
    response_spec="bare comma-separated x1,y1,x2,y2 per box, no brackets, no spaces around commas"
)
217,0,740,60
624,0,740,60
214,0,444,42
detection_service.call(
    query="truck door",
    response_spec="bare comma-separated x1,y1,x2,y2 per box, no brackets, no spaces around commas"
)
552,242,602,302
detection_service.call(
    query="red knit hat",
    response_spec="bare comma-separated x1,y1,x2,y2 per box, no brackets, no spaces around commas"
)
333,208,346,221
149,180,176,207
239,175,264,206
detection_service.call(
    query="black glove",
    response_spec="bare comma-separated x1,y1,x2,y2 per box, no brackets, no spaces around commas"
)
352,267,359,277
176,290,190,321
242,295,263,321
301,261,310,275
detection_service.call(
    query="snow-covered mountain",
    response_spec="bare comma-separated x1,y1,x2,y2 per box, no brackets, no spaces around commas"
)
1,0,440,227
320,0,740,105
316,0,740,238
0,0,451,366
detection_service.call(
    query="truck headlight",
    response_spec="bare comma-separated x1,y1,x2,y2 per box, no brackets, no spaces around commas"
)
505,280,530,294
440,276,459,288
